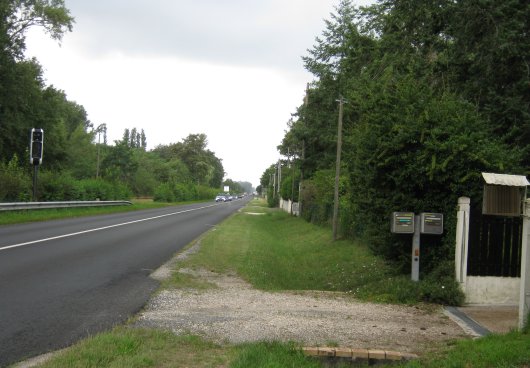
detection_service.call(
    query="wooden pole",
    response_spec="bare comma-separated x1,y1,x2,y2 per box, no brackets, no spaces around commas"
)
332,97,345,241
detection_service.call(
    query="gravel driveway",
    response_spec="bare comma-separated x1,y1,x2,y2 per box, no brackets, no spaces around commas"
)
135,242,470,354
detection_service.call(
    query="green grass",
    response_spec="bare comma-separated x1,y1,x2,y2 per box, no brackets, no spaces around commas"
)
38,330,530,368
391,331,530,368
38,328,234,368
0,200,190,226
180,199,394,294
160,269,218,290
177,199,437,305
24,198,530,367
230,341,324,368
177,198,463,305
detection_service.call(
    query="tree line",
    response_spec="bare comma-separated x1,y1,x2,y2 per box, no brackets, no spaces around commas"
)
0,0,243,202
261,0,528,277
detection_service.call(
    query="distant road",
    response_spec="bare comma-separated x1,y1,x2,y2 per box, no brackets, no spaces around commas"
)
0,198,249,367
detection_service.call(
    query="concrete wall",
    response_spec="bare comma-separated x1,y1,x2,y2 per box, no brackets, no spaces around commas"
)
465,276,520,305
279,198,299,216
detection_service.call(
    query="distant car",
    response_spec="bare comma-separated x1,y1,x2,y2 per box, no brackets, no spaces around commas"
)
215,194,227,202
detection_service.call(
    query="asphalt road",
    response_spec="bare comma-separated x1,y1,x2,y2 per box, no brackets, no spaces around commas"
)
0,198,250,367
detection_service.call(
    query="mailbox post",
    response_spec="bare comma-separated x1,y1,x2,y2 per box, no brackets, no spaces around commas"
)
392,211,443,281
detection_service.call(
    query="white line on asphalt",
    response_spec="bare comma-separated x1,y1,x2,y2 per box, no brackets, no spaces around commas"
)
0,204,219,252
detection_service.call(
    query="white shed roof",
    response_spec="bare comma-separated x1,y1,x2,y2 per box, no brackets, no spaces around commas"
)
482,172,530,187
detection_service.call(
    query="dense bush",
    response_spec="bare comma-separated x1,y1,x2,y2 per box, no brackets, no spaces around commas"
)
266,186,278,208
268,0,526,284
153,183,176,202
79,179,131,200
36,171,131,201
153,182,218,203
0,155,31,201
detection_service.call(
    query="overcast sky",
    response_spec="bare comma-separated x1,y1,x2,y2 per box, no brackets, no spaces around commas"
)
25,0,374,188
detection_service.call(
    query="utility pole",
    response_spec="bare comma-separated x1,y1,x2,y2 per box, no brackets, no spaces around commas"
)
277,160,281,195
289,148,296,215
95,123,106,179
332,97,346,241
299,83,310,217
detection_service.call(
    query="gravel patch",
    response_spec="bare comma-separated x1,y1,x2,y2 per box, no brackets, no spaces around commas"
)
136,242,470,354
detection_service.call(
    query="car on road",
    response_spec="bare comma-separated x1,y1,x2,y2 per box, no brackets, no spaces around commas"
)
215,194,228,202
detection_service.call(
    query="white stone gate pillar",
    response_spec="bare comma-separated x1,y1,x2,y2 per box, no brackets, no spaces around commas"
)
519,199,530,329
455,197,470,288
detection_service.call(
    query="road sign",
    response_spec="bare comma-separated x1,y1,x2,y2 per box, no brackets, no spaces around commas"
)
30,128,44,165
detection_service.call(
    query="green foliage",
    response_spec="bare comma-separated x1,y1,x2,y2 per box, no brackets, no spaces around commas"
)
0,154,31,201
153,182,175,202
40,329,232,368
38,171,83,201
230,341,320,368
267,0,527,278
79,179,131,201
153,182,217,203
266,185,278,208
0,201,170,226
359,271,464,306
65,125,97,179
154,134,225,188
37,172,131,201
299,169,347,227
2,0,74,60
179,201,463,305
279,169,300,201
405,331,530,368
0,1,226,203
345,74,520,271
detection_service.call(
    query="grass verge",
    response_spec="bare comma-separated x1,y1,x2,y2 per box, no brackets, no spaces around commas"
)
25,198,530,367
0,199,193,226
38,328,234,368
36,329,530,368
177,199,458,305
394,331,530,368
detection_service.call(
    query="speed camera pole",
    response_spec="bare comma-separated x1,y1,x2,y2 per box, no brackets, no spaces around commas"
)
29,128,44,201
332,97,345,241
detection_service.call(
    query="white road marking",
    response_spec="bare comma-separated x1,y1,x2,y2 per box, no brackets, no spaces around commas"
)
0,204,219,252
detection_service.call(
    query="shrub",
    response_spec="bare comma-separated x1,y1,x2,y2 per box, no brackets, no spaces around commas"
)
0,154,31,201
80,179,131,200
266,186,278,208
173,183,201,201
153,182,219,203
154,183,175,202
39,171,83,201
36,174,131,201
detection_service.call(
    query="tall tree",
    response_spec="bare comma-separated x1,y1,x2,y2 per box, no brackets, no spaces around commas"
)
268,0,525,274
0,0,74,164
2,0,74,59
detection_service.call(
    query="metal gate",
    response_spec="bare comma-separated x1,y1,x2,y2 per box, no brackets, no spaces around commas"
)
467,209,523,277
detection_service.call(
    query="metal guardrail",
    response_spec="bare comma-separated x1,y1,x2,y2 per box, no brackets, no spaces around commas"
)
0,200,132,211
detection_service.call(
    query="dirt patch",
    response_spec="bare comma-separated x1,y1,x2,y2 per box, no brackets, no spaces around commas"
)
137,254,470,354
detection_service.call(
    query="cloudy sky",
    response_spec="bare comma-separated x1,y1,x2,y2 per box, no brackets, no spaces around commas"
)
25,0,373,187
